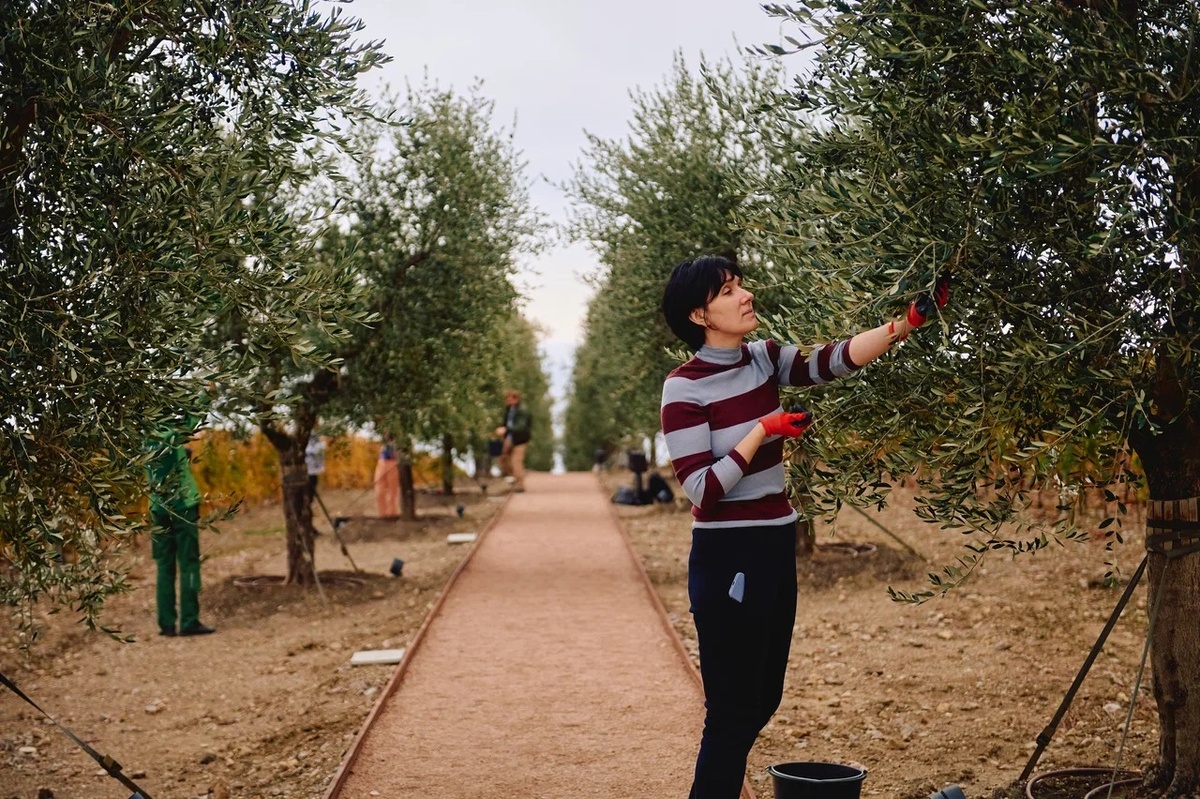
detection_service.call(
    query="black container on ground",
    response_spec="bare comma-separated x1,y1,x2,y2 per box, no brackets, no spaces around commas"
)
768,762,867,799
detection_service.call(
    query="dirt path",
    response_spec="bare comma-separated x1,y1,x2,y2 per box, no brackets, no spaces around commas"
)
329,472,709,799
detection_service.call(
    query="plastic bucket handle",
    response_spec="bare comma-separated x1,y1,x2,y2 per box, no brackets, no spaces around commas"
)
769,762,867,783
768,762,867,799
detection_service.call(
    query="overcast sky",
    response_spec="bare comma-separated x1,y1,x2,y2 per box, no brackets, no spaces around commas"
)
346,0,793,356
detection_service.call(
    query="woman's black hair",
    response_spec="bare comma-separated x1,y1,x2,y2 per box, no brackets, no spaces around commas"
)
661,255,743,351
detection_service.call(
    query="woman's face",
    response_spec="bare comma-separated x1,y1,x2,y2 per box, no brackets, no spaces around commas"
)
690,272,757,345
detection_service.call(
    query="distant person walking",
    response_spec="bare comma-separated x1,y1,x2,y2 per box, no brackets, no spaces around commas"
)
494,389,532,493
660,255,948,798
145,410,215,637
375,435,401,517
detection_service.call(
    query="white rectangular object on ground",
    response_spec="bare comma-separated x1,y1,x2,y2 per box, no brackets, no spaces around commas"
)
350,648,406,666
446,532,477,544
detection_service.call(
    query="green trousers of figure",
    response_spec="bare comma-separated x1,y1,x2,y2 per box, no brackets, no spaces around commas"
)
151,504,201,631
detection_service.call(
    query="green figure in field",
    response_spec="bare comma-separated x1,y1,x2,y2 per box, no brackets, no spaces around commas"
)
145,410,215,637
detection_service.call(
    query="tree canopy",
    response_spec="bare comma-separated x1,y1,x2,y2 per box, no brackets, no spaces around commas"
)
747,0,1197,582
308,80,549,520
0,0,385,630
563,53,784,464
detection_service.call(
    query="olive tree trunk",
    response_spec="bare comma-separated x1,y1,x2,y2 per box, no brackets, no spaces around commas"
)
259,424,318,586
1131,402,1200,796
280,450,318,585
441,433,455,496
398,440,417,522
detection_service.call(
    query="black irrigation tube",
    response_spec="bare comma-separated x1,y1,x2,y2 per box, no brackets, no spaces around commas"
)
1026,768,1141,799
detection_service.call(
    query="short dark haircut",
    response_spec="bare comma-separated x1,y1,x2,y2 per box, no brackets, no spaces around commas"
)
661,255,743,351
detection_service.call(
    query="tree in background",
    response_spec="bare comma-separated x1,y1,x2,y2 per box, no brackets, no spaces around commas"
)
563,53,782,463
562,282,631,471
747,1,1199,789
331,81,544,519
421,309,553,493
0,0,384,629
217,202,375,586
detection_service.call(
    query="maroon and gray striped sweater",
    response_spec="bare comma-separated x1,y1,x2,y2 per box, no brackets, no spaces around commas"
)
661,339,861,528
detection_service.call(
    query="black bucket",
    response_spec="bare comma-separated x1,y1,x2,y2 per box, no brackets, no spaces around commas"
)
768,762,867,799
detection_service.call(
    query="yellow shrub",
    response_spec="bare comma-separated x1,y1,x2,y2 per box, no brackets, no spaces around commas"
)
191,430,279,508
321,436,377,490
190,431,445,510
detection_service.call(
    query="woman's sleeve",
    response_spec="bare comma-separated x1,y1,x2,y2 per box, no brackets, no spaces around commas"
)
765,338,862,388
661,382,749,511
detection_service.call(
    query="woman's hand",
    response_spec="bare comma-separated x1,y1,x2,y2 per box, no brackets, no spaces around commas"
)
759,408,813,438
906,272,951,328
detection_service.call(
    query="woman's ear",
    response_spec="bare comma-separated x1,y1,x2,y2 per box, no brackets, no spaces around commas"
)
689,307,707,328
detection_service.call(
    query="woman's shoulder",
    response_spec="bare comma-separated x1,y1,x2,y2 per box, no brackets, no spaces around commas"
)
746,338,784,365
662,359,705,404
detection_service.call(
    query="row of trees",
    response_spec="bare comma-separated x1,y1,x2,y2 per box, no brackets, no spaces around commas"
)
561,54,783,469
226,81,551,583
1,3,552,628
563,1,1198,790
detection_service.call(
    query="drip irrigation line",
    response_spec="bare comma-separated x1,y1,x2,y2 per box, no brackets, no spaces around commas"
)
1026,768,1140,799
1086,777,1141,799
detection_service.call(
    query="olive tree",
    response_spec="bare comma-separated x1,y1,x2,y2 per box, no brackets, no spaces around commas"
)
214,205,376,586
747,1,1200,790
416,310,553,494
0,0,384,629
332,81,543,519
564,53,782,457
562,282,636,471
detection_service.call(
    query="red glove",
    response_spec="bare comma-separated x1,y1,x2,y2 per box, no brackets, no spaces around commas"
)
759,408,813,438
906,272,951,327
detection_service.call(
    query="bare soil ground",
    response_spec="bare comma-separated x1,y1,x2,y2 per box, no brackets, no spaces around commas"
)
607,470,1158,799
1,484,505,799
1,471,1160,799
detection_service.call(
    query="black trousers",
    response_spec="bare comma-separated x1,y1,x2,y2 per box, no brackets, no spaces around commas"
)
687,521,797,799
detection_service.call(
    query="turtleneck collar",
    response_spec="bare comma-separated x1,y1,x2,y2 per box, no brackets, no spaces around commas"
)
696,343,745,365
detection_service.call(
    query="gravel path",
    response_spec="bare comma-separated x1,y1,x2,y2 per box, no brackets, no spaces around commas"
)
330,472,711,799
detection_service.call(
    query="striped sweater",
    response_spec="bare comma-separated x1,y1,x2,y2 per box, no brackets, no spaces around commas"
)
661,339,861,528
